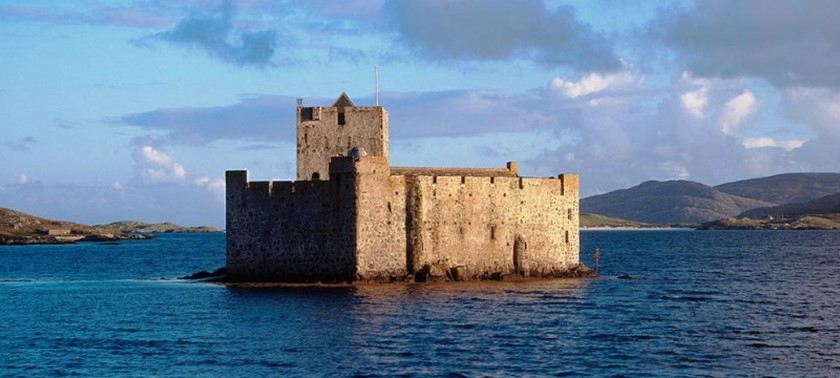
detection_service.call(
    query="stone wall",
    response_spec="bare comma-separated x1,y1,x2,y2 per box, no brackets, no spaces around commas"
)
296,106,388,181
382,173,580,280
227,160,579,283
352,157,408,281
225,170,357,282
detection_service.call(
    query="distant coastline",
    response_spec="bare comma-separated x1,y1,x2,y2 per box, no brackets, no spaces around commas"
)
582,226,694,231
0,207,221,246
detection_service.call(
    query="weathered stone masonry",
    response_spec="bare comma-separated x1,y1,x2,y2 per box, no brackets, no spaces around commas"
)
226,93,581,282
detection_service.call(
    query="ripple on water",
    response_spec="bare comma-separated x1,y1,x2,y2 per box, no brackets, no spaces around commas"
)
2,231,840,377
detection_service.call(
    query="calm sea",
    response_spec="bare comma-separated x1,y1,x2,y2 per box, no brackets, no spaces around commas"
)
1,231,839,377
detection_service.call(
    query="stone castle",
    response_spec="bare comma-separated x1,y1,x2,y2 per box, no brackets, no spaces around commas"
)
225,93,581,283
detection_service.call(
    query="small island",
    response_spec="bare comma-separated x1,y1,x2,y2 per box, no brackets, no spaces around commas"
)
0,207,221,245
698,214,840,230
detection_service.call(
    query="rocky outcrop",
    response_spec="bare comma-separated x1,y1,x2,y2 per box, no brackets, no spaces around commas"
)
180,268,227,280
0,207,155,245
409,259,595,283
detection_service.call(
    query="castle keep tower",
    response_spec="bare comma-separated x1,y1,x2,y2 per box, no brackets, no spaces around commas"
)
296,92,389,180
226,93,582,283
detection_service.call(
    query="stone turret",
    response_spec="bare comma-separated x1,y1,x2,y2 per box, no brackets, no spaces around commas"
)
296,93,389,181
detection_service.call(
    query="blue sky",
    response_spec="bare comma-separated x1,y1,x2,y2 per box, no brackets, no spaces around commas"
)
2,0,840,228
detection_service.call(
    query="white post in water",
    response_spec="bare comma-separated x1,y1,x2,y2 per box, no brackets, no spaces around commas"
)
375,65,380,106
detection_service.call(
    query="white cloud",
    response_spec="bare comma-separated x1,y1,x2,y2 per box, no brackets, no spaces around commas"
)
719,90,757,134
17,173,29,184
657,162,690,179
742,137,805,151
680,75,710,118
113,181,124,190
194,176,226,201
549,68,641,98
132,145,187,183
525,75,808,194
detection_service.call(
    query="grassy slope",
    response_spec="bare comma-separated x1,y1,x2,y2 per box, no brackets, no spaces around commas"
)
95,221,221,233
580,213,649,228
0,207,101,237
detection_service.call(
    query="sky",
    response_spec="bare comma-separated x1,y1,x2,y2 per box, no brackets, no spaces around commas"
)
2,0,840,228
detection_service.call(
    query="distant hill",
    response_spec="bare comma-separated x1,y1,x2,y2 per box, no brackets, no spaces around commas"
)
0,207,152,245
715,173,840,205
580,213,648,228
95,221,221,233
740,191,840,219
1,206,220,245
581,180,774,225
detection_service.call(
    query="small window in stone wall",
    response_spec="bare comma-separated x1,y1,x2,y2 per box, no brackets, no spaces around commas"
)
312,172,320,180
567,209,572,221
490,225,496,240
565,230,569,244
338,112,346,125
300,107,314,121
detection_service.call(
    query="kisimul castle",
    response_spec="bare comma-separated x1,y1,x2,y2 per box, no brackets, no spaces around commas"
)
225,93,581,283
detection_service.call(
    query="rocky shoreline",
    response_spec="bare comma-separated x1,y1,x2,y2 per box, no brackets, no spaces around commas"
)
203,263,596,287
0,232,154,246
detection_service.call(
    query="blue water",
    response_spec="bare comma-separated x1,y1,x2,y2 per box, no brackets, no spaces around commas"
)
1,231,839,377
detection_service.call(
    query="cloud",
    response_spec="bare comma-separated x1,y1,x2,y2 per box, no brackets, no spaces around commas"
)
299,0,385,21
523,74,810,194
117,94,297,145
719,90,757,134
132,145,187,184
651,0,840,88
385,90,553,139
17,173,29,184
680,75,709,118
194,176,226,200
742,137,804,151
548,67,642,98
116,91,549,144
782,87,840,171
142,0,279,67
115,72,836,196
783,87,840,140
0,3,176,28
4,136,37,151
383,0,621,71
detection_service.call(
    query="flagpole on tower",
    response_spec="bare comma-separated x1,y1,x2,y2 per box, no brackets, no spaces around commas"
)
375,65,380,106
